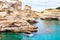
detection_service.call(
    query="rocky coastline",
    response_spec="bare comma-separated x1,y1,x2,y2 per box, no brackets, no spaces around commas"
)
39,9,60,20
0,0,38,34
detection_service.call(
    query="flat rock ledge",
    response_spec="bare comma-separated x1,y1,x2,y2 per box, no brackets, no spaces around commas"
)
0,17,38,34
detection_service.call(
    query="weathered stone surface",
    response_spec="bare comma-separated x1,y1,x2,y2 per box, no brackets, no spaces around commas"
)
40,9,60,20
27,20,37,24
24,5,38,19
0,0,38,34
0,17,38,34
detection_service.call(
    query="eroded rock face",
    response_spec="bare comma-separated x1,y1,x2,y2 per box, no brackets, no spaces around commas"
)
24,5,38,19
40,9,60,20
0,1,37,34
0,1,38,34
0,17,37,34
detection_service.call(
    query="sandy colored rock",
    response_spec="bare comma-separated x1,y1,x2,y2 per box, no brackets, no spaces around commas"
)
40,9,60,20
0,0,38,34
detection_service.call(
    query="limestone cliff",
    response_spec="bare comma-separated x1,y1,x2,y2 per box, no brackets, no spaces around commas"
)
0,0,38,34
40,9,60,20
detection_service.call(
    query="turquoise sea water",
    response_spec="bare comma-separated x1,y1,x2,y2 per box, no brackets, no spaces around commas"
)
0,19,60,40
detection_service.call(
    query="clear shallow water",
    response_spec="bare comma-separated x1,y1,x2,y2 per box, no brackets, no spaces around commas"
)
0,19,60,40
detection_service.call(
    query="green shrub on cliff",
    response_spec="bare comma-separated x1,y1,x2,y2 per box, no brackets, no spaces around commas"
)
56,7,60,9
41,11,44,13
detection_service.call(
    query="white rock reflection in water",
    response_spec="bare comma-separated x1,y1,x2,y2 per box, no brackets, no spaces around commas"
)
22,33,34,37
28,34,34,37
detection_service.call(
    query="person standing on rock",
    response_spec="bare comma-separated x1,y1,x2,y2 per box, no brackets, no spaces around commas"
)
0,37,2,40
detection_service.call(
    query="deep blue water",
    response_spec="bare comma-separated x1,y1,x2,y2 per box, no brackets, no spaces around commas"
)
0,19,60,40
